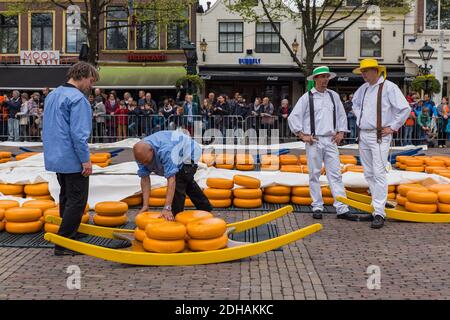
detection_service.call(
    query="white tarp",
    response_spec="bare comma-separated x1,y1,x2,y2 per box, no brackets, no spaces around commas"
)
0,138,427,152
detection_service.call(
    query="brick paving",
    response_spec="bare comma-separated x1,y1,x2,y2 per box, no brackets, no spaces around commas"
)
1,208,449,300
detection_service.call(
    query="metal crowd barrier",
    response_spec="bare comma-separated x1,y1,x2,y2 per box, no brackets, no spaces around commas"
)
0,114,448,147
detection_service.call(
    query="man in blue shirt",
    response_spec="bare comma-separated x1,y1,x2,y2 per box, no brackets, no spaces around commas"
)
133,130,212,221
43,61,99,256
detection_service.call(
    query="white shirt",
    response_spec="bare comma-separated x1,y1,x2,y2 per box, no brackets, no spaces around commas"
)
288,87,348,136
352,77,411,131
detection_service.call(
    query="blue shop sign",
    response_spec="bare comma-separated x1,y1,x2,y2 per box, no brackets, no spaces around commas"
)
239,57,261,65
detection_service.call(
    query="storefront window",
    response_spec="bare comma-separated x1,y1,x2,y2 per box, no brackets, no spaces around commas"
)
0,14,18,54
360,30,382,57
106,6,128,50
323,30,345,57
255,22,280,53
31,13,53,50
66,12,87,53
219,22,243,53
426,0,450,30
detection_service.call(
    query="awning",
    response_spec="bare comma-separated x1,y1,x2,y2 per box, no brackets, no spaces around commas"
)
95,66,186,89
0,66,70,90
199,70,304,81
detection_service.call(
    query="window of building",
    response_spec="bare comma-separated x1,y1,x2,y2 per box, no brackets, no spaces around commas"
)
167,8,189,50
66,12,87,53
255,22,280,53
360,30,382,57
346,0,362,6
0,14,18,54
106,6,128,50
136,21,159,50
31,13,53,50
218,22,243,53
323,30,345,57
426,0,450,30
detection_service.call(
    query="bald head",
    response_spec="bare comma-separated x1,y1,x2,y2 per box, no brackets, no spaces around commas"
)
133,141,154,165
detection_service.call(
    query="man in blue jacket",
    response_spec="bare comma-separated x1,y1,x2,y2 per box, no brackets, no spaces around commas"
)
134,130,212,221
43,61,99,256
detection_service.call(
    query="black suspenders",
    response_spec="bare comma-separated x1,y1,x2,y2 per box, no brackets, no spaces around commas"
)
308,90,336,136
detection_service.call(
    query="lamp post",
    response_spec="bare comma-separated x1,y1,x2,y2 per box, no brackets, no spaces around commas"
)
418,41,435,95
182,41,198,95
79,42,89,62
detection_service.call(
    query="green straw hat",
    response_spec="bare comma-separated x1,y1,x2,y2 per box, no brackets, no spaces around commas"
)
306,66,337,81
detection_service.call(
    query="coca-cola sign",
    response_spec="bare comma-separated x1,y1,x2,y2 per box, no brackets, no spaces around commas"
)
20,51,60,65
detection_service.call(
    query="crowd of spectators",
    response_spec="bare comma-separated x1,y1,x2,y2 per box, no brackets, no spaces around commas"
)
0,87,449,146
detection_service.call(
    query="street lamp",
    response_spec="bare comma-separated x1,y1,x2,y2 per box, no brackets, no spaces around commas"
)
200,38,208,62
291,38,299,62
182,42,198,94
418,41,435,95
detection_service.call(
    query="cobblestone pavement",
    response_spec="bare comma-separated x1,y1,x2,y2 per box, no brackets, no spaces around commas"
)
1,208,449,300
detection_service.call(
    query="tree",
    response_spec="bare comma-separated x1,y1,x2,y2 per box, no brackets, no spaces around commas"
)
5,0,197,65
226,0,411,84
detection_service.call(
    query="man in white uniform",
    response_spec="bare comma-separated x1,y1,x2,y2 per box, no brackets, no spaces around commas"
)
288,66,356,221
352,59,410,229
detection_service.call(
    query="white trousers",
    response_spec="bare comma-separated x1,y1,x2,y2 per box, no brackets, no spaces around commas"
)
305,136,349,214
359,131,392,218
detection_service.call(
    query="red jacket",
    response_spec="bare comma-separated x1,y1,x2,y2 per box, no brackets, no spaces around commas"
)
114,107,129,125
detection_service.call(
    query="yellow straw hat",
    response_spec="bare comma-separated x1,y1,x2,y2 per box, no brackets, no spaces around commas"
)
353,59,387,79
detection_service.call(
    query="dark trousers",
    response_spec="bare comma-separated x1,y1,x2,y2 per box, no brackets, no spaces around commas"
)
56,173,89,249
172,164,212,215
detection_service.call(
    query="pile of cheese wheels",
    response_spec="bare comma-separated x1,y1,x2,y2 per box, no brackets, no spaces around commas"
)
204,178,234,208
93,201,128,227
347,186,398,201
397,183,450,213
90,153,112,168
291,186,335,205
232,175,263,208
15,152,40,161
235,154,255,171
122,193,143,207
135,210,227,253
0,199,57,234
147,187,195,208
0,151,12,164
395,156,450,178
0,183,54,200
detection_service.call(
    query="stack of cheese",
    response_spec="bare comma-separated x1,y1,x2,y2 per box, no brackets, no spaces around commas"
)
428,184,450,213
340,155,357,165
205,178,233,208
143,220,187,253
344,165,365,173
93,201,128,227
233,175,262,208
404,189,438,214
263,185,291,204
215,153,234,170
44,204,90,234
134,211,165,242
3,199,52,234
0,184,24,198
91,153,112,168
148,187,167,207
291,186,334,205
396,183,428,208
186,217,228,251
200,153,216,167
15,152,40,161
279,154,300,173
0,151,12,164
122,193,143,207
24,183,53,200
235,153,255,171
260,154,280,171
0,200,20,232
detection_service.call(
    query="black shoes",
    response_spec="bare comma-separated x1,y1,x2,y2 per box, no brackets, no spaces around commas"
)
54,248,83,256
312,209,323,219
337,212,359,221
371,215,385,229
